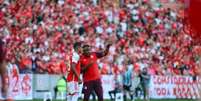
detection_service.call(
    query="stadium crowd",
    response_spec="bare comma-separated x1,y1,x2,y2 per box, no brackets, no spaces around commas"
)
0,0,201,76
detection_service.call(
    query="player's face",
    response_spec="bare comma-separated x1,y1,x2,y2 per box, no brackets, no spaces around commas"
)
83,46,90,56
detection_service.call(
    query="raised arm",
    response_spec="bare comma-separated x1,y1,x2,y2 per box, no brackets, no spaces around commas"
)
96,44,111,58
71,63,81,82
71,52,81,82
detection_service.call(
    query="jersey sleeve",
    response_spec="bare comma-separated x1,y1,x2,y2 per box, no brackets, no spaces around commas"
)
72,52,80,63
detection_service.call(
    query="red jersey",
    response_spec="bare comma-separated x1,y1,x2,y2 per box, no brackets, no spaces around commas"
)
67,51,81,82
80,53,101,82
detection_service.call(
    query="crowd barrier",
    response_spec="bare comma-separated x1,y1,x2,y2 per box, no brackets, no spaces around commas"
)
0,72,200,100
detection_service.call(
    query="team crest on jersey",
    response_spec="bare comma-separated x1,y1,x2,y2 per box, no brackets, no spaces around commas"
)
90,55,94,59
83,59,87,62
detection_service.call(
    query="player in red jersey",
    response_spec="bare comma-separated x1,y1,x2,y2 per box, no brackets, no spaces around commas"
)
0,39,9,101
80,43,111,101
66,42,82,101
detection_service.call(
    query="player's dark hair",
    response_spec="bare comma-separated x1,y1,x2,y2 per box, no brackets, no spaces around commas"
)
82,44,90,49
73,42,81,50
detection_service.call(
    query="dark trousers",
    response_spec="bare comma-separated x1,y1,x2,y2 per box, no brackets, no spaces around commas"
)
123,85,133,101
109,89,120,101
83,79,103,101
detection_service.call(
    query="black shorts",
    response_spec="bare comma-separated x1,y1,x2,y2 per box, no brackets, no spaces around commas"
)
123,85,131,91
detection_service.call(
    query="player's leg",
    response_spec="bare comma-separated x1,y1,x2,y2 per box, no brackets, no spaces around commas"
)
83,81,93,101
67,94,73,101
71,93,79,101
91,91,96,101
94,79,103,101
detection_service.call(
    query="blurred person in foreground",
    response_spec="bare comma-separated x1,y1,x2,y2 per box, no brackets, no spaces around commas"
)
140,68,150,101
66,42,82,101
0,39,9,101
80,43,111,101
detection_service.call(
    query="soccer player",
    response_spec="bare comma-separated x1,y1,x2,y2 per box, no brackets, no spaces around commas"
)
0,39,8,101
66,42,82,101
80,43,111,101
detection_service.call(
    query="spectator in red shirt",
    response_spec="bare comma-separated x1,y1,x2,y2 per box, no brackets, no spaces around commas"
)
80,43,111,101
19,55,32,73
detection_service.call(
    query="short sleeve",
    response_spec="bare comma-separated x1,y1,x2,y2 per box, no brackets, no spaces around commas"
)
72,52,80,63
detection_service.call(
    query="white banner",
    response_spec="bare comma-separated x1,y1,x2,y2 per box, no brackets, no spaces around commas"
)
0,74,33,100
35,74,50,91
2,74,201,100
149,76,201,99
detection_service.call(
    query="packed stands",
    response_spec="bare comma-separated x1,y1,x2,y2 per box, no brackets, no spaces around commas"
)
0,0,200,76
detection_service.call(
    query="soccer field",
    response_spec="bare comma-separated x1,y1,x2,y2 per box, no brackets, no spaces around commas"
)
16,99,197,101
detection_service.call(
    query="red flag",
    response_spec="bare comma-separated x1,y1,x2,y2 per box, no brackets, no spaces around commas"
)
187,0,201,44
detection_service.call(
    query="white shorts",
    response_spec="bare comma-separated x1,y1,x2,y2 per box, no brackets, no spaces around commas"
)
67,81,79,95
